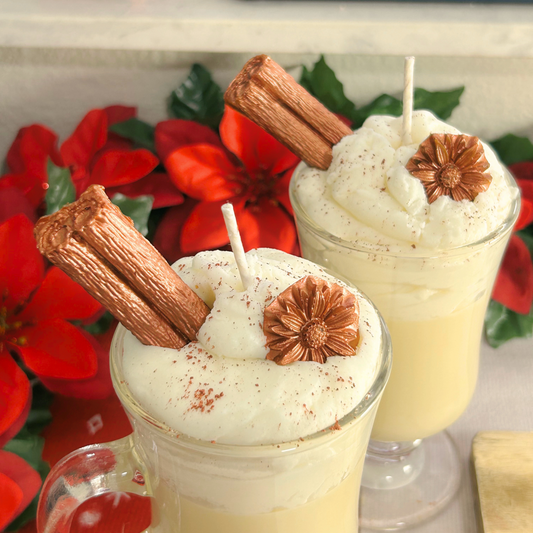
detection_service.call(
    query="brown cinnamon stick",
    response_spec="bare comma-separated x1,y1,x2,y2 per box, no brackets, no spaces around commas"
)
225,55,352,170
35,185,210,350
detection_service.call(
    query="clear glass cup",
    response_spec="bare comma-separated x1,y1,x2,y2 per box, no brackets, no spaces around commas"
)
290,169,520,529
37,293,391,533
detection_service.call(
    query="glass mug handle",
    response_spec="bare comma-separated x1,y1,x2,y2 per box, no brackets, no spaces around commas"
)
37,435,158,533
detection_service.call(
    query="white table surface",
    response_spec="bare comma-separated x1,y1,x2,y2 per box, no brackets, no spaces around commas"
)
362,335,533,533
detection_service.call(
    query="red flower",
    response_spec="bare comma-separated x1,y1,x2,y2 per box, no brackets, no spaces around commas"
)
0,215,103,417
0,450,42,531
154,107,300,257
492,162,533,314
0,106,184,218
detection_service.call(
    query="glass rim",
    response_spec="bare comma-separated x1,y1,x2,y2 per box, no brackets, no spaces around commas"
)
289,166,520,260
110,292,392,457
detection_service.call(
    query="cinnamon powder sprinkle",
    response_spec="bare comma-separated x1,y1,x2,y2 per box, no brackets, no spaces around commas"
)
263,276,360,365
406,133,492,204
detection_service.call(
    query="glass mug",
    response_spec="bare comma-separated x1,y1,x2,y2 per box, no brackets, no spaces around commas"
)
37,296,392,532
290,169,520,528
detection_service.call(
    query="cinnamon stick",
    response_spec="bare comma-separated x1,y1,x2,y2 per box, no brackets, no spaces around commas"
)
35,186,210,350
225,55,352,170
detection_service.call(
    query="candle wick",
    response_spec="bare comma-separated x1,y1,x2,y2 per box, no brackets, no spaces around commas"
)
402,56,415,146
221,203,253,290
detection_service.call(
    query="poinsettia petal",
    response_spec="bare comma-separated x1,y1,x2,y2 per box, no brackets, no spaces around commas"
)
220,107,300,176
180,200,234,253
16,267,102,323
0,214,44,308
16,319,97,379
89,149,159,188
6,124,62,206
152,198,198,264
515,179,533,230
40,326,114,399
240,200,297,253
155,120,222,162
166,144,243,201
0,185,37,225
0,388,31,449
61,109,107,182
510,161,533,181
0,450,42,527
103,105,136,126
0,471,23,531
0,351,31,439
492,234,533,314
106,172,184,209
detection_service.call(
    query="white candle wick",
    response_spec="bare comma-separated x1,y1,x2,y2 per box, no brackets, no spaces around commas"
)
221,203,253,290
402,56,415,146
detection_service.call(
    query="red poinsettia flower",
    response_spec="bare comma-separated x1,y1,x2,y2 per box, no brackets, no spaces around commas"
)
154,107,300,258
0,106,184,220
0,215,103,422
0,450,42,531
492,162,533,314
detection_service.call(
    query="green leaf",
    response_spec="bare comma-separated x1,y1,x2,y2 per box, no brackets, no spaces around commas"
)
111,194,153,236
109,118,156,152
25,382,54,435
485,300,533,348
45,160,75,215
490,133,533,166
168,64,225,129
413,87,464,121
83,310,114,335
351,94,402,129
300,56,356,121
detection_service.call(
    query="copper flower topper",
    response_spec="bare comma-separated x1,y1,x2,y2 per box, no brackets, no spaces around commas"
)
264,276,360,366
406,133,492,204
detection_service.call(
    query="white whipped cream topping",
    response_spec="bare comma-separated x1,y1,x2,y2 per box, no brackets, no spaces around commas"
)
122,249,381,445
293,111,516,251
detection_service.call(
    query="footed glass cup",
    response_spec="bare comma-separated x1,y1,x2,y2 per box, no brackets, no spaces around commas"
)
290,170,519,529
37,297,391,533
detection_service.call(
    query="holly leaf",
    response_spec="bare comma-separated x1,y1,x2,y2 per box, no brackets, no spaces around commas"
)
351,94,402,129
485,300,533,348
413,87,464,121
45,160,75,215
300,56,356,121
111,194,153,236
490,134,533,166
109,118,155,152
168,64,225,129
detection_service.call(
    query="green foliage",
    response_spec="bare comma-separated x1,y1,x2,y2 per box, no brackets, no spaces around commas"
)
300,56,356,121
168,64,225,129
413,87,464,121
109,118,156,152
45,160,75,215
490,133,533,166
299,56,463,129
83,310,114,336
111,193,153,236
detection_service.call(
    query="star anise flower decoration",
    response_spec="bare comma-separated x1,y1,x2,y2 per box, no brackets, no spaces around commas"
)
406,133,492,204
263,276,360,366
